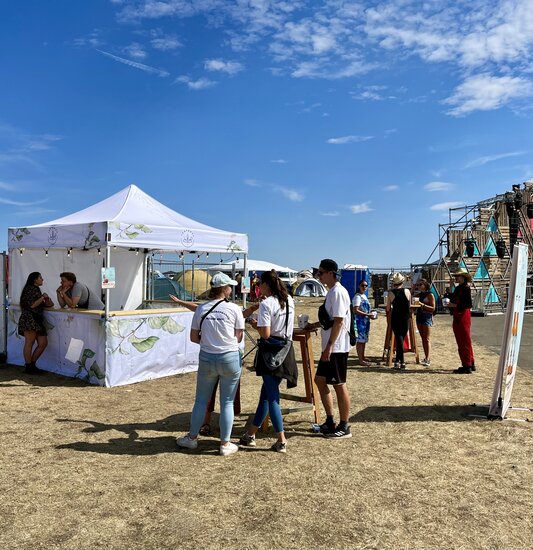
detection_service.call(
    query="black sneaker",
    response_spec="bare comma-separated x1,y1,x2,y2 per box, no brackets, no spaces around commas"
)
453,366,473,374
324,425,352,439
319,422,336,435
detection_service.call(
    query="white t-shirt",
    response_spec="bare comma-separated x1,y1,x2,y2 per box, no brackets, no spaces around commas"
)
352,293,369,309
321,283,351,353
257,295,295,339
191,299,244,354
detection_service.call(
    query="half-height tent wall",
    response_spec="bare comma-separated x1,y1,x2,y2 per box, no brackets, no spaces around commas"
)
7,185,248,386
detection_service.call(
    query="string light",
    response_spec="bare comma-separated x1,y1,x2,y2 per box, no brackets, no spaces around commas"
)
135,248,139,255
97,248,101,255
45,250,48,257
67,248,72,257
206,252,209,258
19,248,23,256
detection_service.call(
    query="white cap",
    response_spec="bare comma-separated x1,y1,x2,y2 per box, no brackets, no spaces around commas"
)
210,272,238,288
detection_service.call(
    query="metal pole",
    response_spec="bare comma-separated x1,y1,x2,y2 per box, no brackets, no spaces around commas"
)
243,253,248,309
105,245,111,320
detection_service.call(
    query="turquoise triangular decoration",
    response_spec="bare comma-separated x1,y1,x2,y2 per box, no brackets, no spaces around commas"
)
484,284,500,303
483,237,497,256
430,285,439,302
486,217,498,232
474,260,489,280
459,259,467,269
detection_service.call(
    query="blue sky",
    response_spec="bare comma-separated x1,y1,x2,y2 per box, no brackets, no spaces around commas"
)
2,0,533,270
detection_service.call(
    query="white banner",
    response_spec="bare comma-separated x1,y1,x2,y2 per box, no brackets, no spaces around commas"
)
488,243,528,418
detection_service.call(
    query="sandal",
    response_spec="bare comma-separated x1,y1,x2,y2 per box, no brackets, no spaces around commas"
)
199,424,211,436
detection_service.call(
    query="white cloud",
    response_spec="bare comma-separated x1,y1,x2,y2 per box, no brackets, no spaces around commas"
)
444,74,533,116
73,29,104,48
124,42,147,60
205,59,244,75
350,202,374,214
270,159,287,164
244,179,261,187
0,197,48,206
465,150,527,168
97,49,169,77
0,181,16,191
22,134,63,151
273,185,304,202
383,185,399,191
175,76,216,90
327,135,374,145
424,181,454,192
320,211,340,216
151,35,182,51
430,201,465,211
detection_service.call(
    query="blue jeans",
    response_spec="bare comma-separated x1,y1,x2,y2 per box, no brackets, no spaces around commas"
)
190,350,241,442
252,374,284,434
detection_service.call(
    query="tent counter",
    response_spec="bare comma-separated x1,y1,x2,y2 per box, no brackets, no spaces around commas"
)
7,306,199,387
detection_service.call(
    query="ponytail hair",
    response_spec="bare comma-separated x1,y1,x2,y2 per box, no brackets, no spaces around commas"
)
260,269,288,309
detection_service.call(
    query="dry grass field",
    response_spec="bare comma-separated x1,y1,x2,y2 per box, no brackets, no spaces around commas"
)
1,297,532,549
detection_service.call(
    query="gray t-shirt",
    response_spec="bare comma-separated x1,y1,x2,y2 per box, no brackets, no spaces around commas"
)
69,282,104,310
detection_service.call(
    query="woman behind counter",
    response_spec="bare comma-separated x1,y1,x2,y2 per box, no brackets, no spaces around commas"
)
18,272,52,374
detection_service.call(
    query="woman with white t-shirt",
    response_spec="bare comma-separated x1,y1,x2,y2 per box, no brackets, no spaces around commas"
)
239,270,296,453
176,272,245,457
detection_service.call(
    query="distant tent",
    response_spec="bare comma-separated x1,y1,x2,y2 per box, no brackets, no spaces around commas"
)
152,275,193,301
294,278,327,297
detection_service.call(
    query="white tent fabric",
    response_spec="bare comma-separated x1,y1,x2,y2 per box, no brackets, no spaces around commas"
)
294,278,327,297
216,259,296,276
8,184,248,253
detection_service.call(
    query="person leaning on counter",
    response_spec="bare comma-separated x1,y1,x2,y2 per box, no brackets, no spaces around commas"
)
56,272,104,310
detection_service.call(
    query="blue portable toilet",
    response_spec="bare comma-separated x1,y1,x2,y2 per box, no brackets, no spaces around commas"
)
340,265,370,301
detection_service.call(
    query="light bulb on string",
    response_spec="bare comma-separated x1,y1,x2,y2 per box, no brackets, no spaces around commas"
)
67,248,72,257
19,248,23,256
45,250,48,257
135,249,139,255
97,248,101,255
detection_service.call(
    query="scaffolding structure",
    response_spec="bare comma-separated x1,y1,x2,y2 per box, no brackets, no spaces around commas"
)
413,182,533,314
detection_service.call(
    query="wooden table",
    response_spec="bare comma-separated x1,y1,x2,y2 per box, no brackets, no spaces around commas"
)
382,304,420,366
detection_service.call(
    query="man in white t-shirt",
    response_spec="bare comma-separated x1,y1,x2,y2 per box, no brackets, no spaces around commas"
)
308,259,352,439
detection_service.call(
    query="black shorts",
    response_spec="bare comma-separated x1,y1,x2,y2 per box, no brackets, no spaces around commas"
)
316,353,348,385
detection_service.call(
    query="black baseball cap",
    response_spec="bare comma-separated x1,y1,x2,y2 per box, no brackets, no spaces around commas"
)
319,259,338,274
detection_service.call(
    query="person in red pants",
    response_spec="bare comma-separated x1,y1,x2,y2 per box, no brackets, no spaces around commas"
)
446,268,475,374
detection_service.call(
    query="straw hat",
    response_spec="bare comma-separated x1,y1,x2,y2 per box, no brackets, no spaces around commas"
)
390,272,405,285
453,267,472,282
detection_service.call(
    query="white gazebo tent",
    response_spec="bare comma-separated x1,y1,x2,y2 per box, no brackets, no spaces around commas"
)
7,185,248,386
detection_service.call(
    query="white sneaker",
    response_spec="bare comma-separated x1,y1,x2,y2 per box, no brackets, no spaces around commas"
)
176,434,198,450
421,358,431,367
220,442,239,456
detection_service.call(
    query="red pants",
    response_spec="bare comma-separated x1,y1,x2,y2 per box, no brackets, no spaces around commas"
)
452,309,475,367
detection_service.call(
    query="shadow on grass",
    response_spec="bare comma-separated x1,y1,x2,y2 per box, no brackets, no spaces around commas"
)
0,364,92,388
56,413,193,456
350,404,489,423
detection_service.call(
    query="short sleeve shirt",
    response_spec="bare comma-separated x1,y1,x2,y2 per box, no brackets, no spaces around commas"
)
192,300,245,354
69,282,105,310
321,283,351,353
257,295,295,339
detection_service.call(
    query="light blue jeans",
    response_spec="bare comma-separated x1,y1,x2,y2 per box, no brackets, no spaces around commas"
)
189,350,242,442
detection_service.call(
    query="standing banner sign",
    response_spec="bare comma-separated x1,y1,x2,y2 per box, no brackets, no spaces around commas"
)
488,243,528,419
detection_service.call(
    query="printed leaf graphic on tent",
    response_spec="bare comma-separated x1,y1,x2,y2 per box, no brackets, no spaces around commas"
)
107,321,122,338
162,317,185,334
131,336,159,353
89,362,105,380
147,316,169,329
134,224,152,233
125,231,140,239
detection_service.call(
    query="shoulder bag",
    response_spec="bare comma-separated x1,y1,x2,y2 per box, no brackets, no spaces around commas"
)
257,301,292,370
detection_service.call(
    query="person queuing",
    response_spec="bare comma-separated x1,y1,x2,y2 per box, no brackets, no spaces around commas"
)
352,280,372,366
175,272,244,456
18,272,52,374
169,293,259,437
447,268,476,374
386,273,411,370
56,272,104,310
239,270,296,453
306,259,352,439
415,278,436,367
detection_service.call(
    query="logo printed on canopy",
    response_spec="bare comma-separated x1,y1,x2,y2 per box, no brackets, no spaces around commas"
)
181,230,194,248
48,226,59,245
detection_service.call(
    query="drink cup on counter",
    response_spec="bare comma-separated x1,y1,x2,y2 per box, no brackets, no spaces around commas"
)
442,297,450,307
298,314,309,329
370,310,378,320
